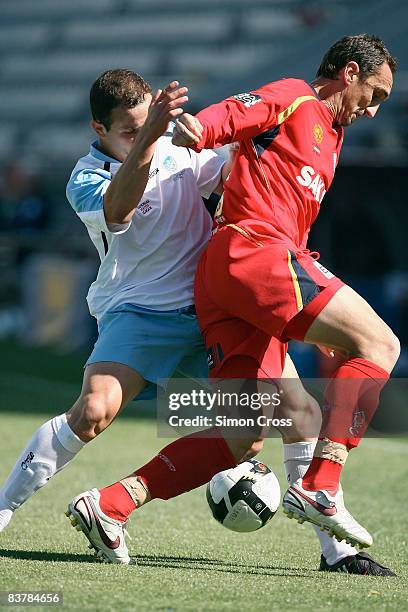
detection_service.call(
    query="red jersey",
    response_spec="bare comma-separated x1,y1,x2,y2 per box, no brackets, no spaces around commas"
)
193,78,344,249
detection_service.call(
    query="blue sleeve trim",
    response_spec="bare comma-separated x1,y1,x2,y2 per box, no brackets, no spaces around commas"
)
66,169,111,213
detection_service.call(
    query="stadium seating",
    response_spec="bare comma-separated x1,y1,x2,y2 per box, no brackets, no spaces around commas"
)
0,88,85,122
63,14,231,47
0,24,51,50
0,0,115,21
1,51,160,85
0,0,405,172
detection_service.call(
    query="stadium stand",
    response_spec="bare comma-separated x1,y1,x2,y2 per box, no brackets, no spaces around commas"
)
0,0,406,172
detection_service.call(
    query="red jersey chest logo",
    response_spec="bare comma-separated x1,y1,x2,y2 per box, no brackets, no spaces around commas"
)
313,123,324,144
295,165,326,204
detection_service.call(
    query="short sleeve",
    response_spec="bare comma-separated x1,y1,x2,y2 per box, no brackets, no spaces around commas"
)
190,149,225,199
66,168,130,234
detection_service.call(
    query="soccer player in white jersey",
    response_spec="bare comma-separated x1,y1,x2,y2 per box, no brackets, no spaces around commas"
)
0,70,393,575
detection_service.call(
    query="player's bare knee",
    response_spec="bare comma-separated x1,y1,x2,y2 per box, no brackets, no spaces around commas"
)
387,332,400,368
361,328,400,372
77,393,117,439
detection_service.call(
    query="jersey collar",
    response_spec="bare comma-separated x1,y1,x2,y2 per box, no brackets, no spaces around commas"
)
90,140,121,164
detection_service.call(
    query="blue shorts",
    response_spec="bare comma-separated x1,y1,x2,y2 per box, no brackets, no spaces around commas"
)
86,303,208,400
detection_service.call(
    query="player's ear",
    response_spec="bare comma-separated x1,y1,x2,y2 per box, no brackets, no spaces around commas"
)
343,61,360,85
91,119,108,137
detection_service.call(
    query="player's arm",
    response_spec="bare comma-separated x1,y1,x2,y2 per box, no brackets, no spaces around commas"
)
104,82,189,225
172,91,277,151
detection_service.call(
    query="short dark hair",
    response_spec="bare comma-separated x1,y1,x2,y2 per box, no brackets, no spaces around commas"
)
317,34,397,80
90,69,152,130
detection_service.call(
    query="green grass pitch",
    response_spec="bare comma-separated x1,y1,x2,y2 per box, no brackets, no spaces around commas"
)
0,343,407,610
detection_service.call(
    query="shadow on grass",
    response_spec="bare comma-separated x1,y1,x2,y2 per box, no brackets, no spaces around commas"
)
0,549,95,563
0,549,317,577
133,553,317,577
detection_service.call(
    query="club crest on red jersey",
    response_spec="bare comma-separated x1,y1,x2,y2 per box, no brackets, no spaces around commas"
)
313,123,324,144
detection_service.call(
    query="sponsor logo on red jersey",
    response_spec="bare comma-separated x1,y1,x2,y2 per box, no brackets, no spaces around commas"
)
233,92,262,108
295,165,326,204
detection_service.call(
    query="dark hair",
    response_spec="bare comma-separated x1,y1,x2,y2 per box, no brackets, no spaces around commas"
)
317,34,397,80
90,69,152,130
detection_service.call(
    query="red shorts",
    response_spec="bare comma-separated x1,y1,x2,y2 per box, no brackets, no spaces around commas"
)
194,225,344,378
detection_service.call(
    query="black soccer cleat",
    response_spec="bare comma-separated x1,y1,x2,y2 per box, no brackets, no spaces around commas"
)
319,552,396,576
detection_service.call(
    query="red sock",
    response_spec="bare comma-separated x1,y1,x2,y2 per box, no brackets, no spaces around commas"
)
99,428,236,521
302,458,342,492
99,482,137,522
302,358,389,492
136,429,236,500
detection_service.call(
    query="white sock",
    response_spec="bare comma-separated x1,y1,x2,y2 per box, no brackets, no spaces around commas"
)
0,413,85,529
283,441,357,565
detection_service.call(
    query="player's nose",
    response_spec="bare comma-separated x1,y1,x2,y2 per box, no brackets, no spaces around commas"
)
365,105,380,119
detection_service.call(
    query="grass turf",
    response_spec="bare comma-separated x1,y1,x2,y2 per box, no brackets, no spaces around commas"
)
0,342,407,610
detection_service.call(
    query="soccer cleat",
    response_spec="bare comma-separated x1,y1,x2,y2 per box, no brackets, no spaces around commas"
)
319,552,396,576
66,488,134,565
282,478,373,549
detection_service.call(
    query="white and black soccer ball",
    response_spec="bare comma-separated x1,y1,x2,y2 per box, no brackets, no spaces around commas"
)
206,459,281,532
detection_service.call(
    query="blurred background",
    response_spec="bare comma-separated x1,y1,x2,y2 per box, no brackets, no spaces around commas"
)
0,0,407,384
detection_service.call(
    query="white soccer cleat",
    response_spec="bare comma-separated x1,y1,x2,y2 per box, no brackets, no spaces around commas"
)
282,479,373,549
66,488,134,565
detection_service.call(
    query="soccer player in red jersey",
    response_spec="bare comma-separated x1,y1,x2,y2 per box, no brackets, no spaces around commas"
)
62,36,395,573
171,34,399,548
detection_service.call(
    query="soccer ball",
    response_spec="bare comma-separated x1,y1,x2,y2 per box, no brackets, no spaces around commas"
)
206,459,281,532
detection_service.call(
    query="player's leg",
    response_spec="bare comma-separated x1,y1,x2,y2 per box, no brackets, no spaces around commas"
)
0,362,145,532
75,353,270,562
282,282,399,547
263,352,394,573
277,354,378,569
285,283,399,489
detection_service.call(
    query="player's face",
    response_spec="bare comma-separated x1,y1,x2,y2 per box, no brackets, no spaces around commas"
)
92,95,152,161
339,61,393,127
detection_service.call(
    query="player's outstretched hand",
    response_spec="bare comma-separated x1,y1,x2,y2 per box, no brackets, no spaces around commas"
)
172,113,203,147
141,81,189,146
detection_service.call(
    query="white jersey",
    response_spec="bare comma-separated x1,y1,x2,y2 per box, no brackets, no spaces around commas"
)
66,131,224,319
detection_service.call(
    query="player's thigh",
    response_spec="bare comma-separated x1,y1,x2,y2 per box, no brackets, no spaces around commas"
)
67,361,146,431
302,285,399,369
